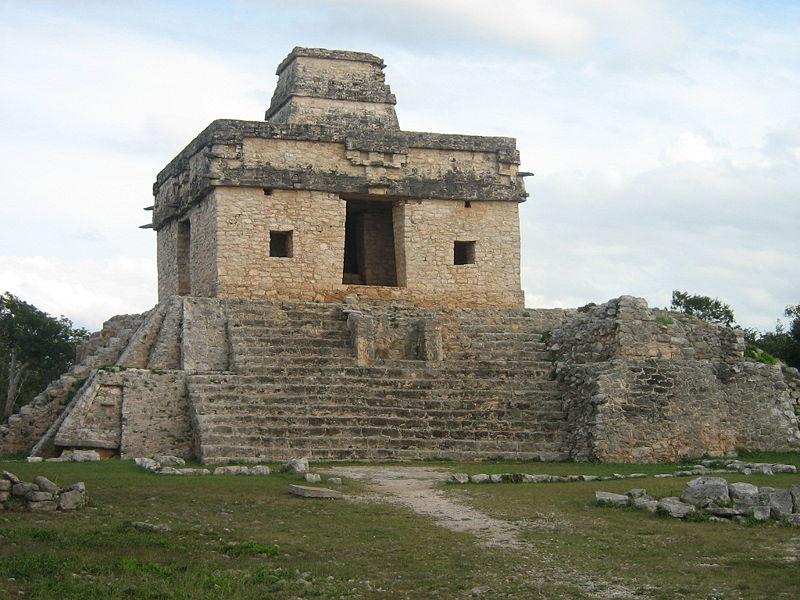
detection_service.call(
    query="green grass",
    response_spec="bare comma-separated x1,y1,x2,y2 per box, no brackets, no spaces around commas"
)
1,454,799,599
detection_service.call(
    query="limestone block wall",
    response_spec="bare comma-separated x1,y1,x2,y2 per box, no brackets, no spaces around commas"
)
215,187,346,300
552,297,800,462
394,199,523,307
157,196,217,299
120,370,191,459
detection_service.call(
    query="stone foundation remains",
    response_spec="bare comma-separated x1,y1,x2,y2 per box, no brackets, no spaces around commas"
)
0,295,797,464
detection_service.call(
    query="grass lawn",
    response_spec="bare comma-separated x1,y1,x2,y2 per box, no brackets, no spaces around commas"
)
0,452,798,599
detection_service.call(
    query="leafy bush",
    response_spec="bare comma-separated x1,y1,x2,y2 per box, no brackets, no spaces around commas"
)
745,346,778,365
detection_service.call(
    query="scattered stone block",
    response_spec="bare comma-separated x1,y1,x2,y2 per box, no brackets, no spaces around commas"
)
304,473,321,483
281,457,309,474
25,491,54,502
790,485,800,513
626,488,648,499
759,487,793,519
522,474,551,483
135,457,161,471
470,474,490,484
681,477,730,508
12,482,38,497
771,464,797,474
28,501,57,512
58,490,85,511
489,474,503,483
632,497,658,513
0,480,10,492
158,467,181,475
2,471,20,484
26,456,43,463
595,491,629,507
657,497,696,518
449,473,469,484
288,484,342,499
327,477,343,485
788,514,800,527
65,481,86,494
33,476,58,495
213,465,271,476
61,450,101,462
176,468,210,476
729,482,759,510
751,505,771,522
654,474,673,478
155,455,185,467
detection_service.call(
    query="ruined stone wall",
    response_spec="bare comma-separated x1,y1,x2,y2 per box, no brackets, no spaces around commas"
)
552,297,800,462
120,371,192,459
0,313,145,456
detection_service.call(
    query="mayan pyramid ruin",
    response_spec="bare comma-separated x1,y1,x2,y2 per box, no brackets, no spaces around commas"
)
1,47,798,464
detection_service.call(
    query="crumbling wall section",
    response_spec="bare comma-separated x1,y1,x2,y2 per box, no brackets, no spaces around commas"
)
553,297,800,462
0,313,145,456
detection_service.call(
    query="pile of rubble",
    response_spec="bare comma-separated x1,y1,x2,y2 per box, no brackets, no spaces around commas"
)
1,470,86,512
596,477,800,525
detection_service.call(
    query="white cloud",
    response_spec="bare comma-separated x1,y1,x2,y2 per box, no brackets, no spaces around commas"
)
664,131,715,163
0,1,798,334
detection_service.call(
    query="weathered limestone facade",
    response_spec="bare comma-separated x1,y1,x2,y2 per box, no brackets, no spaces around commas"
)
152,47,524,308
1,48,798,463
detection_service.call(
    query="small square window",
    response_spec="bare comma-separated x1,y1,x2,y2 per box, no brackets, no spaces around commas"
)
270,230,293,257
454,241,475,265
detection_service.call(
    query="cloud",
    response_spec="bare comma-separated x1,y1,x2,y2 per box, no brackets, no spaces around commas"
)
0,256,155,330
0,1,798,335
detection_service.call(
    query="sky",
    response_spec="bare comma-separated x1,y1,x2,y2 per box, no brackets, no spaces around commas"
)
0,0,798,331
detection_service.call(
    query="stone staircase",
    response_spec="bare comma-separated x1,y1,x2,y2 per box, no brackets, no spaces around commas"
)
188,301,569,463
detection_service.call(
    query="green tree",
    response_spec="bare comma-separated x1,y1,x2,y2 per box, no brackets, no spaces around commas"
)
670,290,735,326
752,304,800,369
0,292,89,421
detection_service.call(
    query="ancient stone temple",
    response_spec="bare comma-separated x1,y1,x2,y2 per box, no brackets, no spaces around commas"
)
1,48,798,464
154,47,524,308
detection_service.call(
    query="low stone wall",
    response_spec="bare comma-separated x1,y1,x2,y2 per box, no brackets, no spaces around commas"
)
1,471,86,512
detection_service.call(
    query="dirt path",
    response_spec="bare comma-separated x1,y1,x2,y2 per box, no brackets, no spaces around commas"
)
325,465,524,549
323,465,645,599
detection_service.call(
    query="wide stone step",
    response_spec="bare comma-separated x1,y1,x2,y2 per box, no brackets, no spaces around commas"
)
199,434,561,457
231,326,351,339
232,345,354,357
192,394,564,414
231,335,351,349
230,318,349,331
222,360,557,377
199,445,553,463
195,411,566,431
188,375,560,392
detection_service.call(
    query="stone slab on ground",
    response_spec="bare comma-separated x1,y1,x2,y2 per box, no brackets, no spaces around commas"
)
288,484,342,499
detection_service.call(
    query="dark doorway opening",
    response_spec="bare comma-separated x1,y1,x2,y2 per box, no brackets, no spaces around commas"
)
342,200,397,286
177,220,191,295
